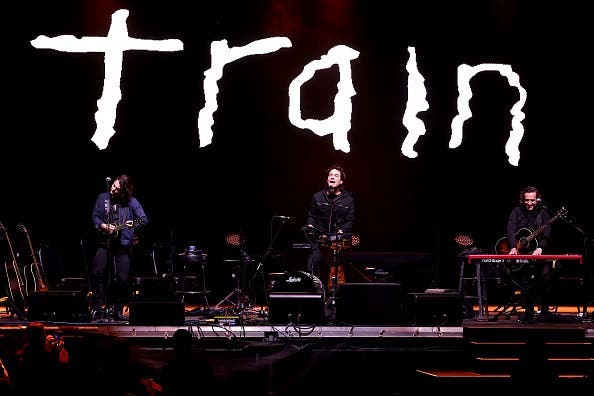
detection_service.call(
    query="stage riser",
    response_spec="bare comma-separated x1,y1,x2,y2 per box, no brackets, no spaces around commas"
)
128,301,185,325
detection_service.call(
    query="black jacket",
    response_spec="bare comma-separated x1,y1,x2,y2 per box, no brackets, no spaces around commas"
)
307,189,355,234
506,206,551,252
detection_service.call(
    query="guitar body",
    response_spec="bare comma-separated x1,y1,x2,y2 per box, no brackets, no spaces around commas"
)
22,263,49,293
3,260,27,308
495,228,538,254
1,222,27,310
495,207,568,255
17,223,50,293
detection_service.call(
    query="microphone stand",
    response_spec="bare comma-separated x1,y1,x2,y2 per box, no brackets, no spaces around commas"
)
104,183,115,322
326,193,339,311
254,217,288,317
559,215,592,321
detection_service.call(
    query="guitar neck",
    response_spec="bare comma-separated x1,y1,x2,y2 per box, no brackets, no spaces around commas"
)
523,211,564,244
20,225,49,291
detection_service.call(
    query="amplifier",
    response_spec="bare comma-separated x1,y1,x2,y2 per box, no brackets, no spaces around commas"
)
267,292,324,324
406,291,464,326
336,283,404,325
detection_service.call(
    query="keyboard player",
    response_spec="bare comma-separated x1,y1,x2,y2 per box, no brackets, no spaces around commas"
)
499,186,554,321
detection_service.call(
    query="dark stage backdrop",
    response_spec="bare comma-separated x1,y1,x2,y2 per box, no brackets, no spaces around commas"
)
3,1,592,299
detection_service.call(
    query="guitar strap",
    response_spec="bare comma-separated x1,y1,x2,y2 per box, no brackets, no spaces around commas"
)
111,203,121,224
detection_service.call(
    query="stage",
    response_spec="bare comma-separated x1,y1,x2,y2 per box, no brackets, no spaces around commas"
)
0,301,592,395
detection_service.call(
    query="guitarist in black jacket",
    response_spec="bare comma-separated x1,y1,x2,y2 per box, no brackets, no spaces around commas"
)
502,186,553,321
90,174,148,321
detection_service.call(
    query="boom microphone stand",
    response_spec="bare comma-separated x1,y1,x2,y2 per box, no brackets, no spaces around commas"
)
326,194,339,309
560,216,592,321
253,216,291,317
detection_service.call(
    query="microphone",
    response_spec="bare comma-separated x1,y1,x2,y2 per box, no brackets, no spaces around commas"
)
276,215,293,220
536,198,549,210
105,177,112,183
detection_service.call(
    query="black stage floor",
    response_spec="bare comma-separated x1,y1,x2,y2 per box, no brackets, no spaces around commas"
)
1,299,593,396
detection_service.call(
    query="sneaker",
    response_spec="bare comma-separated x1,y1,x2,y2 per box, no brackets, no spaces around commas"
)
90,309,105,321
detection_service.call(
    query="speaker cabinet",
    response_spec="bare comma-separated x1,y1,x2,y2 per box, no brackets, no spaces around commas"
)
406,291,464,326
336,283,404,325
268,293,324,324
128,301,185,325
131,276,178,302
26,291,90,322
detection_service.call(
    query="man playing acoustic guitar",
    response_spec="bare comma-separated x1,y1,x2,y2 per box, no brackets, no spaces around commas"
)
498,186,554,321
90,174,148,321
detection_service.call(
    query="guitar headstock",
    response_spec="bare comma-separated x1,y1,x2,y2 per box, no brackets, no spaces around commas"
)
17,223,29,234
556,207,568,219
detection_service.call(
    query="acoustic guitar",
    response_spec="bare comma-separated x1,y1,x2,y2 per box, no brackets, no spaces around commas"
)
495,207,568,254
1,221,27,309
17,223,49,293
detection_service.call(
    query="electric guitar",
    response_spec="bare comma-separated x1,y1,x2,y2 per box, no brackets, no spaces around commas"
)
17,223,50,293
1,221,27,309
97,218,144,244
495,207,568,254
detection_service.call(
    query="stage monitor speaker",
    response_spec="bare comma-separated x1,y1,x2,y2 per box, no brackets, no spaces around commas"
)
26,291,90,322
335,283,404,325
128,301,185,325
131,276,178,302
406,291,464,326
268,293,324,324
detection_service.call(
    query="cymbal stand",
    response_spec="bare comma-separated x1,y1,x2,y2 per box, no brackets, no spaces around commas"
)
215,262,252,312
215,238,253,313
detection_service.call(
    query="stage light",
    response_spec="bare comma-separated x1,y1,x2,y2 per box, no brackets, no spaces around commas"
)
225,233,241,247
454,233,474,247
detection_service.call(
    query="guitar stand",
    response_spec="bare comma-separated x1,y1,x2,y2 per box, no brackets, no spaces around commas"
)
0,296,27,321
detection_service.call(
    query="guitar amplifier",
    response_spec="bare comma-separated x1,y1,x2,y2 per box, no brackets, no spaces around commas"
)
405,291,464,326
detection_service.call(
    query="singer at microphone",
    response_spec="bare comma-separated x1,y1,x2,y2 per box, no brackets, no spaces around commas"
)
304,164,355,291
90,174,149,321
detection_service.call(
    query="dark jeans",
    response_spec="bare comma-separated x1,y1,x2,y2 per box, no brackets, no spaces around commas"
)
90,243,132,311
